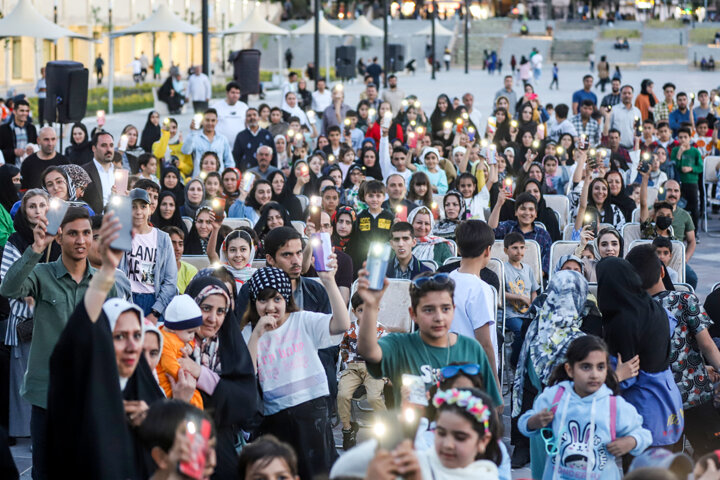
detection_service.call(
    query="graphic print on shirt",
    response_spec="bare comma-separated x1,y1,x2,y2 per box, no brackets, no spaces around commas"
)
128,243,157,287
549,420,608,478
508,275,529,314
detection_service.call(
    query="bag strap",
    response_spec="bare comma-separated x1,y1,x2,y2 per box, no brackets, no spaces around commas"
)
550,386,565,414
610,395,617,441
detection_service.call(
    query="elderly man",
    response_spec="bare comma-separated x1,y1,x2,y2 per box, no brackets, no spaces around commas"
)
247,145,280,180
232,108,276,171
322,85,351,135
21,126,68,189
186,65,211,113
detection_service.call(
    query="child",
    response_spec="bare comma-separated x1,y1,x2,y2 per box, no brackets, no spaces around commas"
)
652,236,679,284
238,435,300,480
157,295,205,410
208,229,257,292
448,220,500,390
345,110,365,151
200,151,221,174
355,269,503,410
203,171,222,202
692,117,716,159
543,155,568,194
416,147,449,195
386,221,431,280
337,292,388,450
407,171,434,209
503,232,539,368
345,179,394,273
519,335,652,480
245,266,350,480
550,63,559,90
139,399,217,480
163,226,198,294
671,127,703,226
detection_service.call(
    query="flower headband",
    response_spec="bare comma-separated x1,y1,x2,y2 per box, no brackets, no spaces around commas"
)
432,389,491,430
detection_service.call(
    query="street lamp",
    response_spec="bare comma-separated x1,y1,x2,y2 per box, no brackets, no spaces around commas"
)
314,0,319,83
202,0,209,74
431,0,436,80
464,0,469,74
383,0,388,87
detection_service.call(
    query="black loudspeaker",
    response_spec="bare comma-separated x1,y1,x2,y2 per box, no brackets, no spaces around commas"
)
388,44,405,73
44,61,88,123
335,45,356,79
232,49,261,95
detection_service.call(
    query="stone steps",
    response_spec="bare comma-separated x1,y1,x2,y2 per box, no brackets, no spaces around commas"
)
551,39,593,61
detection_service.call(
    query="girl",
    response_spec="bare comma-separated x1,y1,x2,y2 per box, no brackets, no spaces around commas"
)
408,206,454,265
367,101,404,146
490,107,512,148
520,335,651,480
574,226,624,283
228,178,272,225
184,206,216,255
522,179,562,242
245,266,349,480
558,133,574,166
64,122,93,165
151,191,188,234
137,153,159,183
433,191,467,240
457,172,489,221
200,151,221,174
430,94,456,141
208,229,257,291
204,172,222,202
332,206,355,251
253,202,292,245
356,100,371,133
342,165,365,209
417,147,449,195
337,145,356,180
140,110,161,152
288,159,312,196
160,166,185,206
180,178,206,218
268,171,303,221
258,103,271,129
407,171,434,209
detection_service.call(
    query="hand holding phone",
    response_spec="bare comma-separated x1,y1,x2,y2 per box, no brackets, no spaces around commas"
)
310,232,333,272
106,196,133,252
46,198,70,236
178,418,212,480
211,198,226,220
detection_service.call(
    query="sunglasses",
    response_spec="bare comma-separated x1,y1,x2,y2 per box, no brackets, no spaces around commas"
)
439,364,480,382
411,272,451,289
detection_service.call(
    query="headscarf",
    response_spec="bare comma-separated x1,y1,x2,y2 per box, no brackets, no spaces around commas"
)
554,254,585,274
151,191,187,233
429,93,456,135
221,167,241,201
161,165,185,206
433,191,466,238
0,164,20,213
65,122,93,165
102,298,145,387
182,178,206,219
332,205,356,249
60,164,92,192
186,276,233,375
183,206,213,255
42,166,78,201
512,270,588,417
358,146,383,181
605,170,635,222
267,170,303,221
140,111,162,152
594,226,624,259
247,267,293,303
219,229,257,289
286,159,308,193
419,147,441,166
253,201,291,240
408,205,452,260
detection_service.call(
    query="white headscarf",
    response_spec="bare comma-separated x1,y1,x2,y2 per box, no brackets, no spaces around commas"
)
102,298,145,389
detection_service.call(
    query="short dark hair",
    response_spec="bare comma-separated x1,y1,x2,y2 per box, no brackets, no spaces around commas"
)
390,221,414,237
626,244,662,290
15,99,30,109
455,220,494,258
676,92,687,100
554,104,569,119
656,121,670,130
580,99,595,108
60,206,91,228
652,236,673,251
364,179,386,196
503,231,525,249
139,399,214,454
608,128,621,136
134,178,160,194
162,225,185,239
663,82,676,91
90,214,103,230
409,272,455,311
677,127,691,137
287,116,300,124
392,145,409,156
92,130,114,146
697,118,709,127
137,153,156,169
350,291,364,311
238,435,298,480
327,125,341,135
583,74,593,81
226,81,241,92
514,192,537,211
263,226,302,260
653,201,673,213
203,107,218,117
346,110,358,118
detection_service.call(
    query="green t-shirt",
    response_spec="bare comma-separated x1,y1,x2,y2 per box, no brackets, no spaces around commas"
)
366,331,502,409
670,146,703,184
671,207,694,242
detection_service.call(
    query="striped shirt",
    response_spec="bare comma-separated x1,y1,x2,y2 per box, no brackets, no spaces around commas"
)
1,242,33,346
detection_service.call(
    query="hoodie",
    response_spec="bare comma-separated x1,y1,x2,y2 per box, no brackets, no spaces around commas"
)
519,380,651,480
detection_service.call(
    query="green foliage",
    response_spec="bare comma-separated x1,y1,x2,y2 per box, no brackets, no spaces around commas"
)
642,44,686,61
600,29,641,39
646,19,684,29
689,28,717,44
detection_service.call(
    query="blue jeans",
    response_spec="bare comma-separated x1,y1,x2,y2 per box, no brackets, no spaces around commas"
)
506,316,529,369
132,293,156,317
31,405,47,480
685,264,698,290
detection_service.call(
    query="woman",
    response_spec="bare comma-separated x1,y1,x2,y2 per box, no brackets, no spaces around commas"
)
517,103,538,140
606,169,635,223
274,135,289,169
64,122,93,165
514,131,536,174
182,275,262,478
366,101,404,146
140,110,161,153
574,226,624,282
2,190,59,441
491,107,512,148
180,178,206,218
184,206,216,255
119,124,143,173
511,270,588,479
433,191,466,240
357,146,383,181
228,178,272,225
151,191,188,234
253,201,292,245
268,170,303,221
574,174,626,230
557,133,575,166
408,206,454,265
160,165,185,206
429,94,455,141
332,206,356,251
0,164,20,245
636,79,658,122
40,166,95,215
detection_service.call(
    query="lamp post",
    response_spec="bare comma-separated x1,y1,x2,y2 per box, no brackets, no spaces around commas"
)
201,0,209,74
53,0,58,60
314,0,319,84
108,0,114,114
383,0,388,87
431,0,436,80
464,0,469,74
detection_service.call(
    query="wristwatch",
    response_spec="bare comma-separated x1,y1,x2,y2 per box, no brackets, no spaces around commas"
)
151,309,161,318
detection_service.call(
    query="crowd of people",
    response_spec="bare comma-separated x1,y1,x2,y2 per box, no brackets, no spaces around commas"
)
1,63,720,480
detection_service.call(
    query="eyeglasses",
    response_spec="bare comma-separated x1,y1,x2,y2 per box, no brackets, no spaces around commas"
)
411,272,451,289
540,428,559,455
439,364,480,382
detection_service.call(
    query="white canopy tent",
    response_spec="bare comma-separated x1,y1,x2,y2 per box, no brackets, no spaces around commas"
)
342,15,385,38
0,0,90,87
291,13,347,83
415,21,455,37
108,4,200,113
221,7,289,75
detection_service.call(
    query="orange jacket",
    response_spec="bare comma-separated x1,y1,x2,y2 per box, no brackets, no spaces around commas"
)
157,327,203,410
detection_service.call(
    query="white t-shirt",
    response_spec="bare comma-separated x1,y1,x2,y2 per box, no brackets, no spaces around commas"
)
212,99,248,145
448,270,497,360
256,310,343,415
127,228,158,294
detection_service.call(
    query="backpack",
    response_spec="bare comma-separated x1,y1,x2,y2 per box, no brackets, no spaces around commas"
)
550,386,617,441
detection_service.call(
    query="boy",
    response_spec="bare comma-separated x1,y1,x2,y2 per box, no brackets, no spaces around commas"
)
337,292,388,450
163,226,197,294
693,117,716,159
134,178,160,215
344,110,364,151
121,189,177,323
386,221,431,280
346,180,394,273
379,125,412,183
238,435,299,480
355,269,503,411
652,236,679,284
157,295,205,410
671,127,703,227
502,232,539,368
448,220,500,390
139,400,217,480
549,63,559,90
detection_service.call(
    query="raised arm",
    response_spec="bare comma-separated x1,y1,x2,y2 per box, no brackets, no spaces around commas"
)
574,166,592,231
355,266,388,363
318,254,350,335
639,167,650,223
488,189,507,229
85,213,123,323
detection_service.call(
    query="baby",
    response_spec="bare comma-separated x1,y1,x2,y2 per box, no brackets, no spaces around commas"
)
157,294,204,410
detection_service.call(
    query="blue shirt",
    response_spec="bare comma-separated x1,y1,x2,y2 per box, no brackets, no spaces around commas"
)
668,108,692,136
181,130,234,178
572,89,598,107
493,221,552,274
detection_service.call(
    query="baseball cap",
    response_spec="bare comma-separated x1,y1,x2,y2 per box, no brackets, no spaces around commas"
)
129,188,150,204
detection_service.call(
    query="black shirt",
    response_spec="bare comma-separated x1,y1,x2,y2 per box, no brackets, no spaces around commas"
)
20,152,68,190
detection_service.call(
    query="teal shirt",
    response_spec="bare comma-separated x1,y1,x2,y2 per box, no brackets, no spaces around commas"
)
671,146,703,184
367,331,502,409
0,206,13,248
0,247,117,408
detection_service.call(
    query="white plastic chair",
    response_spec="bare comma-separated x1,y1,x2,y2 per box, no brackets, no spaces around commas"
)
491,239,543,291
297,195,309,212
443,256,461,266
222,217,253,230
251,259,266,269
543,195,570,230
291,220,306,236
674,283,695,293
627,239,686,283
703,156,720,235
349,279,414,332
420,259,438,271
182,216,193,233
562,224,575,240
548,241,580,279
182,255,210,271
620,223,642,256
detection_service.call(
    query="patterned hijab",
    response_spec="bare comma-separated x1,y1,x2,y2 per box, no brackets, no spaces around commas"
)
187,276,232,374
512,270,587,417
247,267,293,303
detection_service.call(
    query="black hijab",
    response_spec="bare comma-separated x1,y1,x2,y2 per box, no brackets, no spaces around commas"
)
268,170,303,221
605,170,635,222
640,79,657,107
180,178,206,219
64,122,93,165
359,146,383,181
151,191,188,234
430,93,456,136
597,257,671,373
184,207,215,256
0,165,19,214
140,111,161,152
160,165,185,206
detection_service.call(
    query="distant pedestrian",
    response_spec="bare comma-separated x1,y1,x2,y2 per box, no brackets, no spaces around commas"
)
596,55,610,92
285,48,293,70
35,67,47,127
443,47,451,71
549,62,559,90
94,54,104,84
131,57,143,85
612,65,622,82
139,51,149,80
153,54,163,80
497,58,503,74
588,52,595,71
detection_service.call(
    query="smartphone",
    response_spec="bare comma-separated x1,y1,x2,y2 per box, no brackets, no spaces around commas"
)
118,134,129,151
584,212,597,236
178,418,212,480
310,232,333,272
192,114,204,130
46,198,70,236
402,374,429,407
634,116,642,137
587,155,598,170
639,159,651,173
578,135,588,151
374,409,422,451
241,172,255,193
503,178,514,196
343,118,351,136
536,124,545,140
366,242,391,290
106,195,133,252
114,169,129,196
309,196,322,229
395,204,408,222
408,131,417,149
382,112,392,129
211,197,226,219
467,126,476,142
487,146,497,165
96,110,106,127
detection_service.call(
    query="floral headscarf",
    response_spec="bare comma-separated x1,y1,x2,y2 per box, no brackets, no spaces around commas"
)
433,190,467,238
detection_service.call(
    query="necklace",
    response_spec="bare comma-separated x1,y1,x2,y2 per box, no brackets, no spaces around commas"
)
420,332,452,372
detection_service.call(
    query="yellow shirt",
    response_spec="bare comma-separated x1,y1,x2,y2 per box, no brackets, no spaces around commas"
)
177,261,198,294
152,130,194,179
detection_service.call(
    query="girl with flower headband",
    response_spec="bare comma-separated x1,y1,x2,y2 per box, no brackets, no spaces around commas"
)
330,387,501,479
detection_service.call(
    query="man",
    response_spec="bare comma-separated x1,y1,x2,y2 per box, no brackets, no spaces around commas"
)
365,57,383,88
571,75,598,115
359,83,380,111
186,66,211,113
600,78,622,108
571,99,601,146
530,49,543,83
311,78,331,119
280,71,298,103
232,108,275,171
321,85,351,135
246,146,280,180
181,108,234,177
82,131,116,214
284,47,293,69
212,81,248,147
494,75,517,109
94,53,104,84
609,85,643,148
600,128,631,169
0,208,117,480
139,51,150,80
21,127,68,189
654,82,676,123
662,179,697,266
669,92,694,136
157,67,185,114
322,126,344,159
0,99,37,166
386,221,430,279
381,75,405,114
693,90,712,121
382,173,415,214
547,104,577,142
35,67,47,127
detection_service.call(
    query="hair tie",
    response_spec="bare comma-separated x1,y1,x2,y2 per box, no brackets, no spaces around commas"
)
432,388,491,431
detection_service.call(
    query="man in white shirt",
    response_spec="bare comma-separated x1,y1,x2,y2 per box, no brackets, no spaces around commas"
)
131,57,143,84
610,84,643,149
212,81,248,147
462,92,482,129
311,78,331,118
530,50,543,83
280,71,298,105
186,65,212,113
81,131,115,213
